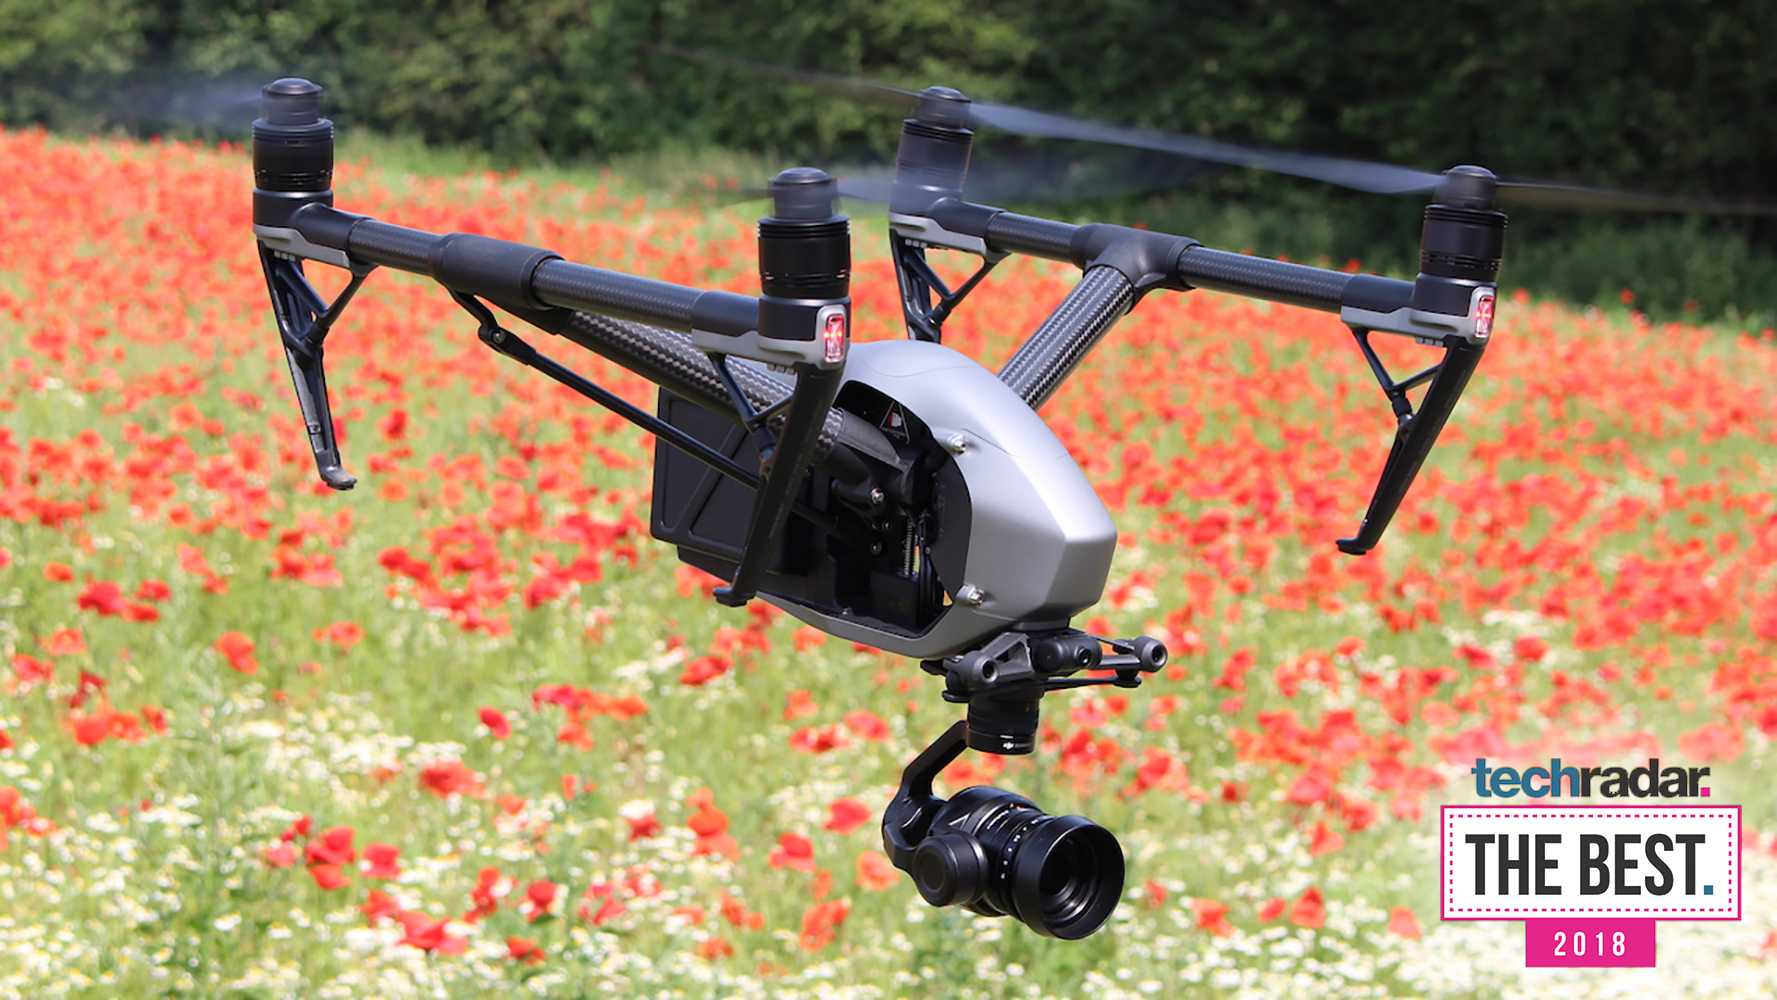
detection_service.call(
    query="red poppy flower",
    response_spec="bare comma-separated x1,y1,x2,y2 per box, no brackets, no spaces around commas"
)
1290,887,1326,929
792,626,826,653
783,689,818,720
213,632,257,675
687,800,728,838
1194,898,1235,937
309,863,352,891
696,936,734,960
464,867,504,923
843,710,890,742
1308,821,1345,856
305,825,356,866
312,620,365,650
506,936,544,964
12,654,53,689
395,911,466,954
70,711,114,747
1387,905,1422,939
855,850,898,891
362,843,400,879
418,759,485,798
478,707,511,740
789,725,848,754
768,832,817,873
134,579,171,602
798,899,851,952
822,797,872,834
589,897,627,925
626,811,663,841
678,654,731,686
41,629,85,656
76,581,127,616
362,889,400,925
556,721,594,750
524,879,557,922
279,815,312,843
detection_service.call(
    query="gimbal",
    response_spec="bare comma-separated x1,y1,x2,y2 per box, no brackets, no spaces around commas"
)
252,77,1504,939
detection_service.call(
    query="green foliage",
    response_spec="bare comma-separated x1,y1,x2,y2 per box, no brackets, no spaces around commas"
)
1511,217,1777,328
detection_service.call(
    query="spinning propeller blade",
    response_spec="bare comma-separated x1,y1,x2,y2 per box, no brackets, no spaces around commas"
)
964,102,1440,196
673,47,1777,216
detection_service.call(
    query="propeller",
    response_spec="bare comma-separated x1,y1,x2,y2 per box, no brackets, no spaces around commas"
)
663,46,1777,217
108,77,269,130
699,149,1223,213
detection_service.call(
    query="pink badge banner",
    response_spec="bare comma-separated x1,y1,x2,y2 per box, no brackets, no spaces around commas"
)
1441,805,1739,967
1441,806,1739,921
1524,918,1657,967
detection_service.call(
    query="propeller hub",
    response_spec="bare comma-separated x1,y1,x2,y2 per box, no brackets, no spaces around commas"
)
1435,165,1498,212
261,78,324,127
917,86,972,129
768,167,841,221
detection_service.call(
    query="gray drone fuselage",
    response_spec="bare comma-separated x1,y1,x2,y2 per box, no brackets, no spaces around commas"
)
764,340,1117,659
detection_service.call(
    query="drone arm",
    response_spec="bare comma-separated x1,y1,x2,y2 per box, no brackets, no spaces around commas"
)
964,204,1498,560
1176,246,1360,312
980,210,1078,262
289,209,762,340
267,204,901,482
996,266,1135,408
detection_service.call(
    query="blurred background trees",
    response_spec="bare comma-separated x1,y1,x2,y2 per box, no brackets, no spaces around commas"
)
4,0,1772,323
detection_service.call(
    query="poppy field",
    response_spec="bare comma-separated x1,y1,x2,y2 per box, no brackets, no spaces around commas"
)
4,127,1777,999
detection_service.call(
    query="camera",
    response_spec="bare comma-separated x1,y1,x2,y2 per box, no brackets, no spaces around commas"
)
883,720,1126,939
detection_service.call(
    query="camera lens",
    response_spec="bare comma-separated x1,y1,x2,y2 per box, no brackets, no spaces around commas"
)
1015,813,1121,936
923,786,1125,939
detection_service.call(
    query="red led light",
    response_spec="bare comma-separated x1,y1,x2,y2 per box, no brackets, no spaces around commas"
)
822,310,847,363
1472,288,1496,341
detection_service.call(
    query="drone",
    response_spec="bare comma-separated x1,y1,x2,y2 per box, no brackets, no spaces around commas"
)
254,71,1555,939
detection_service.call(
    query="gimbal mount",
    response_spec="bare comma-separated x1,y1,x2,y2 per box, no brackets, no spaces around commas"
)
250,75,1505,940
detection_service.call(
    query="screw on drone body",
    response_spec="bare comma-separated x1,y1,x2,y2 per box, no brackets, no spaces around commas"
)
956,585,986,606
947,434,970,454
869,542,885,556
869,487,885,506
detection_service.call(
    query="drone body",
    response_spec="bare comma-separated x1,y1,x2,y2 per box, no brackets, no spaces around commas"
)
251,73,1514,938
656,338,1117,659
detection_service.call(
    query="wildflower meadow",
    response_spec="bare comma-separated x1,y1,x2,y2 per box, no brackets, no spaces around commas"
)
3,127,1777,998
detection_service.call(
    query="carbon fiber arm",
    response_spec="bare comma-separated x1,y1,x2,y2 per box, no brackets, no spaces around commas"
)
995,266,1136,409
983,212,1080,262
1174,246,1353,313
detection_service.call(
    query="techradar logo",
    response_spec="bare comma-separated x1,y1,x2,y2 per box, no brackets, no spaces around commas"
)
1470,758,1710,799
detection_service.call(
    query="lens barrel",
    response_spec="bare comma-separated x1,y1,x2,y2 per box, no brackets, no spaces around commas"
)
913,785,1124,939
